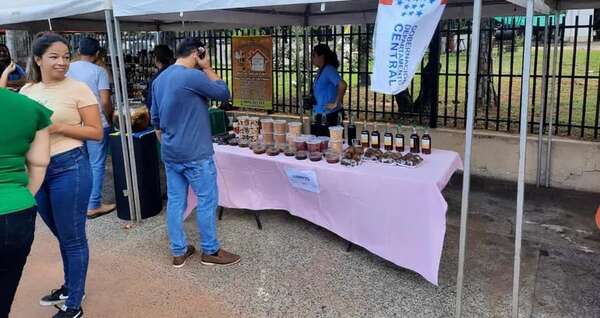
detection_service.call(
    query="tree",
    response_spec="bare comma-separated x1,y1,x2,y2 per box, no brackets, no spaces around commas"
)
476,18,499,111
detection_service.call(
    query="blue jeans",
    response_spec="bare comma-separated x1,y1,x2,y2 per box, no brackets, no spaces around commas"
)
36,147,91,310
85,127,110,210
164,158,220,256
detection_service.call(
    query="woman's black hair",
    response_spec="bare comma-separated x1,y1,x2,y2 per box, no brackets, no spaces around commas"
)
153,44,174,67
28,32,70,83
313,44,340,69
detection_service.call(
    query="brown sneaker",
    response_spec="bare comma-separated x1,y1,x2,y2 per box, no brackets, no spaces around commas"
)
173,245,196,268
87,203,116,219
201,249,241,266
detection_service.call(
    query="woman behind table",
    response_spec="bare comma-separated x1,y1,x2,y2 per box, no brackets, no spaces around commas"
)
311,44,347,128
20,32,102,318
145,44,174,113
0,77,52,318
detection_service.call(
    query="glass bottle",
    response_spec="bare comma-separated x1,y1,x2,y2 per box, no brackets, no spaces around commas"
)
384,124,394,151
371,124,380,149
360,121,370,148
347,114,357,146
395,125,405,152
410,126,420,153
421,129,432,155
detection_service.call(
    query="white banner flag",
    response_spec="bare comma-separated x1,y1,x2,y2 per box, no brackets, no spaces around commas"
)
371,0,447,95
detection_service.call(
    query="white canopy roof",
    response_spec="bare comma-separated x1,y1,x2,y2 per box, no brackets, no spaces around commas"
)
111,0,599,30
1,0,598,31
0,0,111,25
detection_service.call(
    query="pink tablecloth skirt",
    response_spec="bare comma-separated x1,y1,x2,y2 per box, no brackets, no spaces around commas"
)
185,145,463,285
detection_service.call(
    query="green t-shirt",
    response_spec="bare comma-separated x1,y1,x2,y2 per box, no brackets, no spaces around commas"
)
0,88,53,215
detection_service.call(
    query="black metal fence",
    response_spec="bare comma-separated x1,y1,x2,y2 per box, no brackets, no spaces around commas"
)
11,14,599,140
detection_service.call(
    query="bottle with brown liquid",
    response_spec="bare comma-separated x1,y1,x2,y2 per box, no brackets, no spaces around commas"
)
347,115,357,146
410,126,420,153
384,124,394,151
395,126,405,152
421,129,432,154
371,125,380,149
360,121,370,148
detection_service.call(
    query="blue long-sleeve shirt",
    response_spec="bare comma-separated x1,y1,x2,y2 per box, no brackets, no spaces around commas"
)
144,66,168,114
151,64,230,163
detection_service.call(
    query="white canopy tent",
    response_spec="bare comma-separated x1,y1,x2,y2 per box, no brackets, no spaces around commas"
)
108,2,598,318
0,0,110,25
5,0,597,31
0,0,142,223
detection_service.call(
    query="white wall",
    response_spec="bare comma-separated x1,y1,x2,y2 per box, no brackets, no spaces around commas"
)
564,9,595,42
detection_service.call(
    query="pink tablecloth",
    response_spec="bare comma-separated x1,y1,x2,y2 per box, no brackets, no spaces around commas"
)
186,145,463,285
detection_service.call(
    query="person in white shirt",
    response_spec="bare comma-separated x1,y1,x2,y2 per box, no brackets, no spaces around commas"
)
67,37,116,218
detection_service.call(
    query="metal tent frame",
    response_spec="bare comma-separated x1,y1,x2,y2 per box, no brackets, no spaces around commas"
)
0,2,142,222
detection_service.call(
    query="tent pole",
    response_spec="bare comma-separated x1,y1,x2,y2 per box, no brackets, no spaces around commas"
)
455,0,482,317
512,1,534,317
104,9,136,220
296,27,302,113
545,12,560,188
303,4,311,134
536,17,550,187
113,17,143,222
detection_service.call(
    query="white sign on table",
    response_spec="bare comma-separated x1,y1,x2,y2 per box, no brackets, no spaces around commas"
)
285,168,320,193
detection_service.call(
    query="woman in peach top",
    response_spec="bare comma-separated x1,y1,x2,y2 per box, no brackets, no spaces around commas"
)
20,32,102,318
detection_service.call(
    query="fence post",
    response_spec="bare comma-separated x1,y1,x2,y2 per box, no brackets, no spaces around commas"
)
428,25,442,129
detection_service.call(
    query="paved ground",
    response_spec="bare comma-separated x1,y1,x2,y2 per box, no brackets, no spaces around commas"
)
9,159,600,318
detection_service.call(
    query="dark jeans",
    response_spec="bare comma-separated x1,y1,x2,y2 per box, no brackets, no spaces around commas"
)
36,147,92,309
311,110,343,136
0,207,36,318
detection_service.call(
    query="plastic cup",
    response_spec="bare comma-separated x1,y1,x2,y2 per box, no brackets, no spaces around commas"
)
274,120,287,134
294,136,307,151
262,132,274,145
260,118,274,133
274,133,286,144
329,140,343,153
288,121,302,135
318,136,330,152
307,139,321,153
328,125,344,141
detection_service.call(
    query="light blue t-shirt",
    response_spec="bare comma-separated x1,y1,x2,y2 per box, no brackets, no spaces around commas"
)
313,64,343,114
67,60,110,127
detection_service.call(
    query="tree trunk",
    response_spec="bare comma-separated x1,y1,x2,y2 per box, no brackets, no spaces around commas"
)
477,18,498,111
358,24,370,86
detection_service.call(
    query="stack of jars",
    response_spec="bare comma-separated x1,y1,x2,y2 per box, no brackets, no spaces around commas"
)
260,118,274,145
328,126,344,153
273,120,287,145
236,116,260,143
286,121,302,145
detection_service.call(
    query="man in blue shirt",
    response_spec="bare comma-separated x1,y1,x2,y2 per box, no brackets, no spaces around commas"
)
151,38,240,268
67,38,116,218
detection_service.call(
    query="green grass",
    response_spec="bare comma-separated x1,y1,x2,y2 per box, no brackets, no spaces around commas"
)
438,46,600,138
211,45,600,139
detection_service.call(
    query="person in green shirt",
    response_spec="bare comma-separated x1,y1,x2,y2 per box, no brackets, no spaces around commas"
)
0,87,52,318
